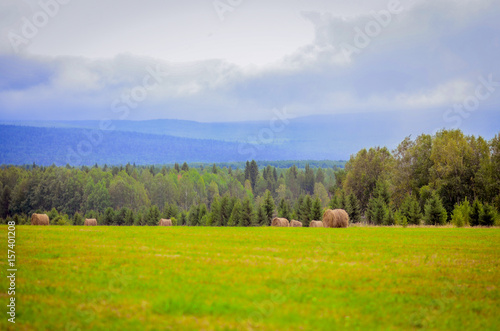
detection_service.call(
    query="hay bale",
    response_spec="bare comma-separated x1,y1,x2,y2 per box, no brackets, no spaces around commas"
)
322,209,349,228
159,218,172,226
290,220,302,227
31,213,49,226
271,217,289,227
310,220,323,227
84,218,97,226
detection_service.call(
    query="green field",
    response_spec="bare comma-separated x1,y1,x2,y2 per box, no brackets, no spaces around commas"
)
2,226,499,330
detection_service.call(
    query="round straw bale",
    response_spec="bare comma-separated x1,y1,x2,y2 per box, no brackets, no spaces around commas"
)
159,218,173,226
310,220,324,227
271,217,289,227
290,220,302,227
322,209,349,228
333,209,349,227
84,218,97,226
31,213,49,225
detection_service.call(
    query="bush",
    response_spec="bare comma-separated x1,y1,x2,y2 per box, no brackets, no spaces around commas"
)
171,217,178,226
12,214,26,225
52,215,70,225
385,208,396,226
48,207,59,221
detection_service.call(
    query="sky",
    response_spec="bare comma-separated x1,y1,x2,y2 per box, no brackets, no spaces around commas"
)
0,0,499,123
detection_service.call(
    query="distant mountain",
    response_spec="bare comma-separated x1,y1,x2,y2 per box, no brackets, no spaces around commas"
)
1,109,498,166
0,125,307,166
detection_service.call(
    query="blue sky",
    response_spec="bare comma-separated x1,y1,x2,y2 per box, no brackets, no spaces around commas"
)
0,0,499,124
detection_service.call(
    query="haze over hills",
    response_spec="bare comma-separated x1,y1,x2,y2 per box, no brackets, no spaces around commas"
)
1,109,498,166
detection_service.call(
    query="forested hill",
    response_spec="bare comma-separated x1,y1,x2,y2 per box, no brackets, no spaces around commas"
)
0,125,312,166
3,108,500,165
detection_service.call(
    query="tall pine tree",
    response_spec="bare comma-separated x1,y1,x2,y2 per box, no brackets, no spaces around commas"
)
262,190,275,225
310,197,322,224
424,193,448,225
239,197,254,227
228,200,242,226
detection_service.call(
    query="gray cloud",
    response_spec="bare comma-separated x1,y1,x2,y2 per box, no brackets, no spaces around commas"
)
0,0,498,122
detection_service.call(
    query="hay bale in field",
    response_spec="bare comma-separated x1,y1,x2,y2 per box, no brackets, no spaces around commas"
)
159,218,172,226
310,220,324,227
31,213,49,226
271,217,289,227
84,218,97,226
322,209,349,228
290,220,302,227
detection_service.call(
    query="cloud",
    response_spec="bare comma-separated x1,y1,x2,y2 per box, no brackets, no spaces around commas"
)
0,0,498,122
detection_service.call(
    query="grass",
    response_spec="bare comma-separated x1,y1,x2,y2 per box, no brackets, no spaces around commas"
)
1,226,499,330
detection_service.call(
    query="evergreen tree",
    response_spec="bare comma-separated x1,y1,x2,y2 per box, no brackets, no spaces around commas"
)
299,195,312,224
244,161,250,181
103,207,115,226
124,208,135,226
188,204,200,226
373,180,391,205
166,204,179,219
310,197,322,223
262,190,275,225
181,162,189,172
174,163,180,173
316,168,325,184
273,167,278,182
228,200,242,226
366,197,388,225
146,205,161,226
198,204,208,225
240,197,254,227
470,199,482,226
423,193,448,225
339,190,347,209
304,164,315,194
179,211,188,226
256,204,267,226
400,195,422,225
480,203,496,226
278,198,291,220
72,212,84,226
219,195,232,226
249,160,259,190
295,195,304,218
210,196,221,226
0,186,11,219
346,193,361,223
451,198,471,227
212,164,218,174
329,195,340,209
114,207,130,226
134,211,144,226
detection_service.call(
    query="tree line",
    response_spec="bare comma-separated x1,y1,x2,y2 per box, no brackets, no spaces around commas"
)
0,129,498,227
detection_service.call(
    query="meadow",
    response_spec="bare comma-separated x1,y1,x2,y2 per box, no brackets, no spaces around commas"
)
1,226,499,330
